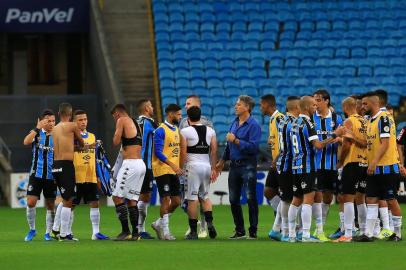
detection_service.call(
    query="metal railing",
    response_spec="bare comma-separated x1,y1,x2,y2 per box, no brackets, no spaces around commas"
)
0,136,11,162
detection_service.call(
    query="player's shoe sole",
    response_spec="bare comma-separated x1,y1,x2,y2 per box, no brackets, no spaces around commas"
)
44,233,52,241
333,235,352,243
302,237,323,243
207,223,217,239
113,232,132,241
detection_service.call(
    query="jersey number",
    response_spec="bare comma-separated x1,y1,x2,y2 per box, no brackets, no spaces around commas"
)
292,134,299,154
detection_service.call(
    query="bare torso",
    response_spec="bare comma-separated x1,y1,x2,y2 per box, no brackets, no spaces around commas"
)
121,117,141,160
52,122,76,161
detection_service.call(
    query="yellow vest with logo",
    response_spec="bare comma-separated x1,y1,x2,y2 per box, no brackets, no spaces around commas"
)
344,114,368,166
269,111,284,160
152,123,180,177
366,111,399,166
73,132,97,183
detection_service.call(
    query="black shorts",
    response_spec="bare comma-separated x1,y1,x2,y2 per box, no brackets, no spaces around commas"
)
140,169,154,194
156,174,180,197
341,163,367,195
73,183,100,205
292,172,317,197
366,173,399,200
317,170,338,193
52,160,76,200
277,171,293,202
265,168,279,190
27,175,57,199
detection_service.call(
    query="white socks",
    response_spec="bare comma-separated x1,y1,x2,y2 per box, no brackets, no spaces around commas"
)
90,208,100,235
46,210,54,234
312,202,323,234
26,207,36,230
321,202,330,225
272,203,282,232
357,203,367,235
392,216,402,238
53,202,63,232
379,207,390,230
69,210,74,235
270,196,281,212
301,204,312,239
60,207,72,237
339,211,344,232
388,210,394,232
280,201,290,236
161,214,170,235
137,201,148,233
288,204,299,238
366,204,379,237
344,202,354,238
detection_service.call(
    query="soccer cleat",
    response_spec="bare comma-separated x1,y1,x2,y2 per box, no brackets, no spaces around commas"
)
198,227,208,239
248,232,257,240
66,234,79,241
281,235,290,242
387,233,402,242
288,237,297,243
268,230,282,241
59,235,78,242
185,232,198,240
184,227,191,237
302,237,323,243
44,233,52,241
151,222,163,240
92,232,110,240
51,230,60,240
329,228,344,239
377,229,394,240
296,232,303,242
229,232,246,240
139,232,155,240
24,230,37,242
333,235,352,243
163,233,176,241
207,223,217,239
314,232,329,242
130,234,140,241
353,234,374,242
114,231,132,241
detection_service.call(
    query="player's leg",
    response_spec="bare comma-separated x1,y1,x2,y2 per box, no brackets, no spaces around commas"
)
43,180,56,241
287,174,302,242
278,172,293,241
301,173,320,242
57,162,76,241
152,174,172,240
228,166,246,239
185,163,201,240
52,200,63,239
244,164,258,239
162,175,180,240
85,183,108,240
24,176,41,241
386,174,402,241
264,169,281,236
138,168,154,239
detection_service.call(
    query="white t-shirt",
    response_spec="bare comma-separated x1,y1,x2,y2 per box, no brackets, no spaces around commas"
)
180,124,216,164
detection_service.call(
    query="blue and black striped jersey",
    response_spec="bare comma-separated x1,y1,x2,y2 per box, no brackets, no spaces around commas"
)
30,129,54,180
137,116,158,170
312,110,343,171
276,114,295,173
291,114,319,174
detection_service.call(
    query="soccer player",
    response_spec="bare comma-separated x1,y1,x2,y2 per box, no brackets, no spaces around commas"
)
136,99,158,239
179,95,213,238
72,110,109,240
23,109,56,241
287,96,342,242
111,104,146,241
259,94,284,240
335,97,368,242
151,104,183,240
51,103,84,241
275,96,300,241
180,106,218,240
355,92,402,242
312,89,343,241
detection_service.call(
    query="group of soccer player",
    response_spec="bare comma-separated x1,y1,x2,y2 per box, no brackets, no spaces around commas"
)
264,89,404,242
23,88,404,243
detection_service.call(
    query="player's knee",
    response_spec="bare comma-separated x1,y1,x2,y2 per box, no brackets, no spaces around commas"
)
140,193,151,202
27,197,37,208
44,199,54,210
62,200,73,208
171,196,181,207
89,201,99,208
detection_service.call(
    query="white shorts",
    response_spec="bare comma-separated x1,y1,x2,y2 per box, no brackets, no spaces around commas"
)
112,159,146,201
184,162,211,201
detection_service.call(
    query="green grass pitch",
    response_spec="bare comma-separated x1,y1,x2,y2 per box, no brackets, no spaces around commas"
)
0,204,405,270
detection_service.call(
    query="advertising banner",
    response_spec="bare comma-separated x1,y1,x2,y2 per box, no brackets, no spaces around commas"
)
10,173,44,208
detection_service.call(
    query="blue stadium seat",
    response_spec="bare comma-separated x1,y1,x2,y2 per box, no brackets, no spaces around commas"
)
270,69,284,79
365,78,380,88
347,78,361,88
315,59,329,68
349,20,364,31
383,48,398,57
371,58,388,68
285,59,299,69
173,42,188,52
335,48,350,59
236,69,250,80
321,68,340,79
390,58,404,68
160,79,175,89
185,32,199,42
303,68,318,79
296,31,312,41
368,48,382,58
224,79,239,88
332,20,347,31
319,48,334,59
294,40,308,50
154,12,169,24
359,67,373,78
312,78,328,88
351,48,366,58
383,39,398,49
300,59,314,69
308,40,322,48
302,49,319,60
250,69,266,80
280,32,296,42
329,78,344,88
367,39,380,49
340,67,356,78
284,21,297,32
383,20,397,30
161,88,176,99
159,69,173,80
300,21,314,31
366,20,380,30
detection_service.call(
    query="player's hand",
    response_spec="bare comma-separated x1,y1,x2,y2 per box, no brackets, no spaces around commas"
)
334,125,346,137
210,169,219,183
226,132,236,143
215,160,224,174
36,118,48,129
171,165,184,176
367,161,377,175
400,165,406,177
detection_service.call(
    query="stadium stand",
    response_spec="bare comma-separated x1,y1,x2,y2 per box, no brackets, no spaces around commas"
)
152,0,406,144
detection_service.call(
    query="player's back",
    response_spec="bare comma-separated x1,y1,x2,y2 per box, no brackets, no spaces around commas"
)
344,114,367,166
291,116,317,174
52,122,75,161
276,115,294,173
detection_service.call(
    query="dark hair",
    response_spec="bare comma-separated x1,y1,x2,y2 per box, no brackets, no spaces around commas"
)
74,109,86,116
187,106,201,122
386,104,393,110
362,91,379,98
374,89,388,105
313,89,331,106
59,103,72,117
165,104,181,114
260,94,276,107
136,99,150,114
238,95,255,113
40,109,54,120
110,104,128,115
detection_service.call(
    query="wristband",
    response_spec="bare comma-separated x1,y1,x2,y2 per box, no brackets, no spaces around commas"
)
331,133,337,139
33,128,40,134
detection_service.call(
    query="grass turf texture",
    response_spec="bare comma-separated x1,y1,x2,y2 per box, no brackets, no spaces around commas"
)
0,204,405,270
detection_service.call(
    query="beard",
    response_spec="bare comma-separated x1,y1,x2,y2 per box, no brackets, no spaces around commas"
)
172,119,179,126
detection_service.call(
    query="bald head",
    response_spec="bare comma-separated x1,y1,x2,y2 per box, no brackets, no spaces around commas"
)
286,97,300,116
342,97,357,116
299,96,317,116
